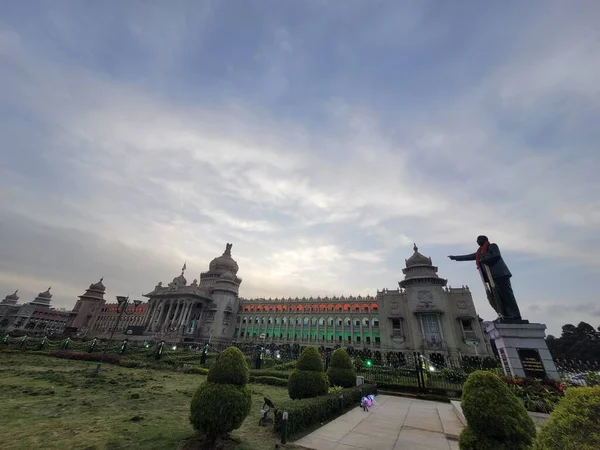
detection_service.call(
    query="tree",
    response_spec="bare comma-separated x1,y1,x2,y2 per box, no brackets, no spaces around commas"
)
546,322,600,363
189,346,252,444
288,346,329,399
327,348,356,388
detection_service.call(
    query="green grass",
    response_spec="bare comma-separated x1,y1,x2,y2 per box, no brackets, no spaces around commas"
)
0,352,296,450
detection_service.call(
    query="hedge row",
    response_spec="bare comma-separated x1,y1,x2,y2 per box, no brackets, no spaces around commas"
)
249,369,290,380
249,376,288,387
48,351,121,365
274,384,377,435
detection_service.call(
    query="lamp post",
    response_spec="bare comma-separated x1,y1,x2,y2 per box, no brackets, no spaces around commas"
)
91,296,141,377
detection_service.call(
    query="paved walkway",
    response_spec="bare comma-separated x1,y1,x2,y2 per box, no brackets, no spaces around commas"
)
295,395,463,450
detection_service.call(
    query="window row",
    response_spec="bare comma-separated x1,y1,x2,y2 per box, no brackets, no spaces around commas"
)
241,303,378,312
239,316,379,327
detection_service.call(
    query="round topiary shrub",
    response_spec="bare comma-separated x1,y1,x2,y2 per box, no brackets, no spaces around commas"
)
327,348,356,388
459,370,536,450
190,346,252,442
532,386,600,450
288,346,329,399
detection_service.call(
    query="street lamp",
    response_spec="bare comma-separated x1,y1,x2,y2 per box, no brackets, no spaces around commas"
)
91,296,141,377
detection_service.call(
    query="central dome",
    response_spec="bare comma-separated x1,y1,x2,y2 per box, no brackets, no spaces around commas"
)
405,244,432,267
89,278,106,292
209,243,239,274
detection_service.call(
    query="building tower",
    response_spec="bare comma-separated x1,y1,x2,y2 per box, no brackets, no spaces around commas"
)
68,278,107,333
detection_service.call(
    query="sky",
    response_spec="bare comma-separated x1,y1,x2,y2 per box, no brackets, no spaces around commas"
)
1,1,599,336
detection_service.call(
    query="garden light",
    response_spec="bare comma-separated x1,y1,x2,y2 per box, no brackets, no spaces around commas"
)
365,359,373,367
172,345,177,350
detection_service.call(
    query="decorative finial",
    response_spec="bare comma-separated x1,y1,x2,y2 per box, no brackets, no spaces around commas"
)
224,243,232,255
14,289,18,294
100,277,103,283
413,243,418,252
48,286,51,291
182,262,187,274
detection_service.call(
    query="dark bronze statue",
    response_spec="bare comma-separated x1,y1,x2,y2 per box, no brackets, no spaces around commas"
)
448,235,523,322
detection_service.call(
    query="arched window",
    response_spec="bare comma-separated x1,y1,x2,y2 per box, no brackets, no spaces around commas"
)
371,303,378,310
311,317,317,326
318,317,325,326
282,305,288,311
242,317,247,324
335,304,343,311
343,304,351,311
297,305,304,311
276,305,282,311
327,317,334,326
255,317,259,324
362,317,369,327
275,317,280,325
312,304,318,312
353,304,360,312
304,317,310,326
372,318,379,328
282,317,288,325
336,317,342,326
344,317,351,326
257,305,263,311
268,317,273,325
296,317,301,325
327,304,334,311
290,305,296,311
362,303,369,312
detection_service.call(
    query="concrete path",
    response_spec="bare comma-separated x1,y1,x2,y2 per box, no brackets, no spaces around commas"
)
295,395,464,450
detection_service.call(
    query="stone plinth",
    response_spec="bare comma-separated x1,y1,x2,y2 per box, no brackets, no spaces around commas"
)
484,321,559,380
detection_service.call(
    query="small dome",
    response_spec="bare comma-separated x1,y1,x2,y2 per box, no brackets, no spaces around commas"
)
38,287,52,299
220,271,235,281
89,278,106,292
209,243,239,274
405,243,432,267
172,273,187,286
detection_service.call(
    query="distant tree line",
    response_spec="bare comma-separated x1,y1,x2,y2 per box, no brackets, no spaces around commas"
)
546,322,600,363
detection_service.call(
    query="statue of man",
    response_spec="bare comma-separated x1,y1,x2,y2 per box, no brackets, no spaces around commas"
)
448,235,522,321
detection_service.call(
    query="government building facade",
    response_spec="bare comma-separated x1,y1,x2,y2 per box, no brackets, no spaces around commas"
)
1,243,491,358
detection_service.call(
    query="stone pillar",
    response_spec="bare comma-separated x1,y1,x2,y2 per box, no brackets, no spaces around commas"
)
170,300,182,330
161,300,175,332
150,302,162,332
178,302,189,329
143,300,155,329
484,321,559,380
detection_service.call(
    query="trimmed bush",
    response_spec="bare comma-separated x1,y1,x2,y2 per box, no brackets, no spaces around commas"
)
274,360,297,371
288,346,329,399
183,366,210,376
532,386,600,450
297,346,324,372
327,348,356,388
250,369,290,380
190,383,252,440
274,384,377,435
250,376,288,387
189,346,252,441
459,371,536,450
206,347,249,386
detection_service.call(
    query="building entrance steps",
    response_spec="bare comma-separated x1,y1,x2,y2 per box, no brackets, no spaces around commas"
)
294,394,464,450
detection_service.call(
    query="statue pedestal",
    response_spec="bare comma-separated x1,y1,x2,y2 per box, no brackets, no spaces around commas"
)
484,321,559,380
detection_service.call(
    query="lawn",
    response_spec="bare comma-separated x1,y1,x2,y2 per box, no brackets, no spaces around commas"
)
0,352,293,450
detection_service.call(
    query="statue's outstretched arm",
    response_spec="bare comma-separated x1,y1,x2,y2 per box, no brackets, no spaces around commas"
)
451,252,477,261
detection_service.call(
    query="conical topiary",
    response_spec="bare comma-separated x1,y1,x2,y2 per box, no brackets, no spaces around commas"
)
327,348,356,388
458,371,536,450
190,346,252,442
288,346,329,399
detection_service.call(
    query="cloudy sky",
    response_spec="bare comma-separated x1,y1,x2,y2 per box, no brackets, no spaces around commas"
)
1,1,599,336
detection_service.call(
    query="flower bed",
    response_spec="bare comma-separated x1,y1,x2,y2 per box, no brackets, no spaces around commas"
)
502,376,564,413
47,350,121,365
273,384,377,436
